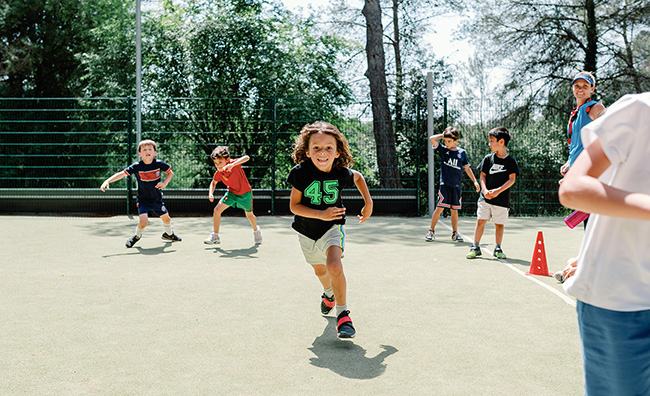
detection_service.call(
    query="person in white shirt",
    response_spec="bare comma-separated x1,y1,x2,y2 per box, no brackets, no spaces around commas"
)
559,92,650,396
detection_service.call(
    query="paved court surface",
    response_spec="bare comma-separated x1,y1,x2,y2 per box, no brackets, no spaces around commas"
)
1,215,585,395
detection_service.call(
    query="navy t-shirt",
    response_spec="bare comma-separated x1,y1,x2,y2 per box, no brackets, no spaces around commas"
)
287,161,355,241
477,152,519,208
124,159,172,203
436,144,469,189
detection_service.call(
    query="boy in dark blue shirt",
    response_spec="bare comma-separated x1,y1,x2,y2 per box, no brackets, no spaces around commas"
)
425,127,480,242
100,139,181,247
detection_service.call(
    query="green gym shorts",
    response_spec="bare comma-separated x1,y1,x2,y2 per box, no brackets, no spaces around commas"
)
220,190,253,212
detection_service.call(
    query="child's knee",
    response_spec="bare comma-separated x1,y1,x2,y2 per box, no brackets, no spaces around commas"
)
313,265,328,278
326,260,343,277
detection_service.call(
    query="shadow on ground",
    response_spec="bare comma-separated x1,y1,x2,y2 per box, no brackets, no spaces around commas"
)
208,245,259,259
308,317,398,379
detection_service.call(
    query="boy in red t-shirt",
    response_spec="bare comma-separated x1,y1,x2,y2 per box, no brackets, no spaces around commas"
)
205,146,262,244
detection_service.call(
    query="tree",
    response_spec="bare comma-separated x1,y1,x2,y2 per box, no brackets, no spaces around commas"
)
363,0,401,188
464,0,650,101
0,0,133,97
141,0,355,187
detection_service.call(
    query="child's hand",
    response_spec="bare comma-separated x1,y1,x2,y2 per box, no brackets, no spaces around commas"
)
560,163,569,176
485,189,499,199
321,207,346,221
100,181,109,192
222,163,234,172
357,205,372,223
208,193,214,202
155,182,166,190
473,181,480,192
562,257,578,281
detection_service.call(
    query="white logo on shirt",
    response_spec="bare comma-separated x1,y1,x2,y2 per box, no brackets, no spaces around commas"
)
489,164,507,174
444,158,461,170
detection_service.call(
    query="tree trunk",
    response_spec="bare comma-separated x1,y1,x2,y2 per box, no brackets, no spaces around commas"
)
584,0,597,73
621,19,643,93
362,0,401,188
392,0,404,135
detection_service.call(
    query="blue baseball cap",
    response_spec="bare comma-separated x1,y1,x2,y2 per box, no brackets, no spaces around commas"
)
572,73,594,86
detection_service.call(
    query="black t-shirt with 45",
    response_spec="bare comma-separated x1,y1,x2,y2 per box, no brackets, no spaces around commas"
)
287,161,355,241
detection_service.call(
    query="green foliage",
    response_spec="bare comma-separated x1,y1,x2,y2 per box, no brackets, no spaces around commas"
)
140,1,356,192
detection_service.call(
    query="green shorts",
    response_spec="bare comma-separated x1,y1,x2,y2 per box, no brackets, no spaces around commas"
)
220,190,253,212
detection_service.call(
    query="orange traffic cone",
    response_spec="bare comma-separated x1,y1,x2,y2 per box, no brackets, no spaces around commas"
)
526,231,552,277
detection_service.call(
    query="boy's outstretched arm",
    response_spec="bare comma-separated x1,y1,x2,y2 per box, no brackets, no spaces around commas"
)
100,171,126,191
223,155,250,172
464,165,480,192
289,188,345,221
208,179,218,202
353,170,373,223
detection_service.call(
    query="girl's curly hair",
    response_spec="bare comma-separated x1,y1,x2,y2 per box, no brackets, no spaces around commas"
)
291,121,353,168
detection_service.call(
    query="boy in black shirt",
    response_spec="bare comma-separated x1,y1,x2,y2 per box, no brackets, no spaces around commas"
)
466,127,519,259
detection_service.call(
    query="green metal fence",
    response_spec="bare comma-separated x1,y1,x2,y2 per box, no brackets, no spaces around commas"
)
0,96,571,216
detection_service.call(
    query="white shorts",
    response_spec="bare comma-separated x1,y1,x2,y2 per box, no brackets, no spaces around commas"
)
298,225,345,265
476,201,509,224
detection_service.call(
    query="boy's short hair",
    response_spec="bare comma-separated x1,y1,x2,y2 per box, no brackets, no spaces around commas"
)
443,126,460,140
488,127,511,146
210,146,230,159
138,139,157,152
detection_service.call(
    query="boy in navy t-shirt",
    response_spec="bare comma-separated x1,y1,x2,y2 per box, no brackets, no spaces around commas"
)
100,139,181,247
425,127,480,242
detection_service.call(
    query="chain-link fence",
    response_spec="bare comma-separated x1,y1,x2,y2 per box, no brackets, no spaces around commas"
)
0,96,571,216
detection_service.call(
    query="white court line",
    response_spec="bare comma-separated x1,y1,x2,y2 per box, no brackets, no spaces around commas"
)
438,222,577,307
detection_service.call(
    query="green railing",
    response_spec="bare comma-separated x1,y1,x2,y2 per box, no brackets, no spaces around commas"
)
0,96,571,216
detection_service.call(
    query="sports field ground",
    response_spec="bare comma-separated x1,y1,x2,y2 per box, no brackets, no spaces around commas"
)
1,215,584,395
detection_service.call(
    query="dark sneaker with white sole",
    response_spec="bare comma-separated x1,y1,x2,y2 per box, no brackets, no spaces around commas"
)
337,310,356,339
126,235,141,248
161,232,182,242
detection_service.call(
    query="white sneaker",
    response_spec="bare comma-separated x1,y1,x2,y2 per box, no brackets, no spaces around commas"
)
424,229,435,241
204,232,220,244
253,226,262,244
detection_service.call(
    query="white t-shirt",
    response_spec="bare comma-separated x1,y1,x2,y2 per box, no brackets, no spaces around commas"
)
564,92,650,311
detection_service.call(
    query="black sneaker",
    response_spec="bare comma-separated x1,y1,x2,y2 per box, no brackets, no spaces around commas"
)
161,232,182,242
126,235,140,248
336,310,356,339
493,246,506,259
451,231,464,242
321,293,336,315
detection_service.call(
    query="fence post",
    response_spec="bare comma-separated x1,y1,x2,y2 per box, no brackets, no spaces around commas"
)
416,97,421,217
127,97,133,215
426,72,435,217
271,97,277,215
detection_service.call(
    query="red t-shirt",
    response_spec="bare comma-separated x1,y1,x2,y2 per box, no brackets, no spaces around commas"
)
212,158,252,195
